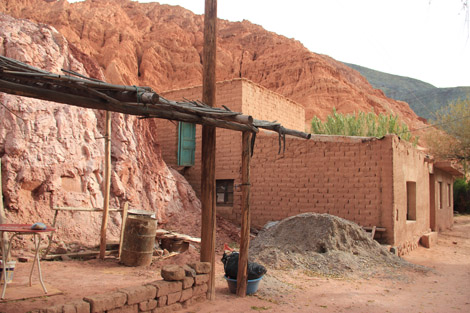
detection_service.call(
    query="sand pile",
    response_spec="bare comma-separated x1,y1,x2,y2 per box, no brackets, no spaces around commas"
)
250,213,412,278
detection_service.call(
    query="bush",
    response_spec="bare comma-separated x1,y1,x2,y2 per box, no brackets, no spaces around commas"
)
454,178,470,213
310,108,418,144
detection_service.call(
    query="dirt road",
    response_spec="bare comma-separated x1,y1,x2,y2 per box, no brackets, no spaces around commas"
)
1,215,469,313
183,215,470,313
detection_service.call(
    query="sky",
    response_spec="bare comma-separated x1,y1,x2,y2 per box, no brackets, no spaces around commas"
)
147,0,470,88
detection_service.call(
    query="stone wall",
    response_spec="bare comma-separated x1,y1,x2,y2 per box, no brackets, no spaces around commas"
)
31,262,210,313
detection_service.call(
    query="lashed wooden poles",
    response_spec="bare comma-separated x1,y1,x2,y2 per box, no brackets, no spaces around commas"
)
99,111,112,259
236,131,252,296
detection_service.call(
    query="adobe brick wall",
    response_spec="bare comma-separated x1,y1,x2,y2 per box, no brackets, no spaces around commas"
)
240,80,305,132
157,78,305,202
391,136,432,255
432,168,454,232
31,263,209,313
156,79,448,252
245,133,395,241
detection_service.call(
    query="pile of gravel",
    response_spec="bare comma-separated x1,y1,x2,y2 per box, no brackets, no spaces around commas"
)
249,213,414,278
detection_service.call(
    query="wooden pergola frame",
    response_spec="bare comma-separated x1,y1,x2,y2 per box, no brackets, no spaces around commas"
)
0,1,310,297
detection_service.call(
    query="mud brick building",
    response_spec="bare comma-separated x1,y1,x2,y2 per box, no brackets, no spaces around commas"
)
156,78,461,255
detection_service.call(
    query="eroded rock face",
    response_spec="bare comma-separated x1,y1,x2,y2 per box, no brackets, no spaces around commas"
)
1,0,426,131
0,13,200,247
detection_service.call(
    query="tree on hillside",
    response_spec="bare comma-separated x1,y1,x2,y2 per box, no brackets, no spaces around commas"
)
310,108,419,144
424,97,470,172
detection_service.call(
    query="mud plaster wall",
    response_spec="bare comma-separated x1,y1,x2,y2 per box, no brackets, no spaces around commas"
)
432,168,454,232
392,136,433,255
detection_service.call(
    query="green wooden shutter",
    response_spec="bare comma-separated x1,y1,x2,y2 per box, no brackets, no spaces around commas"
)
178,122,196,166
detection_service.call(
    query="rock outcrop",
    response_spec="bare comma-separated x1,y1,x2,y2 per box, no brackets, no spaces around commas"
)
1,0,426,131
0,13,200,248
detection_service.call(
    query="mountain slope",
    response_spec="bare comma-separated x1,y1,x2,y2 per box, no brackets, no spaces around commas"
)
344,63,470,120
0,0,426,131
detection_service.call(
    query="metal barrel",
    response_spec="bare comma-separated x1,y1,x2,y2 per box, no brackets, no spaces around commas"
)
120,215,157,266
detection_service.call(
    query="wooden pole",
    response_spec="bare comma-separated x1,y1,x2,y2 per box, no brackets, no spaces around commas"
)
118,202,129,259
200,0,217,301
236,131,252,296
99,111,112,259
0,159,8,258
0,159,5,224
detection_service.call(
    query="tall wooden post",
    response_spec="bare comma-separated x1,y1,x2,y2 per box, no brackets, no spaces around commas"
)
236,131,251,296
0,159,5,224
0,159,8,257
99,110,112,259
200,0,217,300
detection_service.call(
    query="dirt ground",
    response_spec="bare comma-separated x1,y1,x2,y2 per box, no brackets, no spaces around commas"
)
1,215,469,313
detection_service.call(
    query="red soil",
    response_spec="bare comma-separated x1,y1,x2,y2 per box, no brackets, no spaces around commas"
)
1,215,469,313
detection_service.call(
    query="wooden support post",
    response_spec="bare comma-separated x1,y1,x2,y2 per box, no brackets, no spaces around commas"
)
0,159,5,224
118,202,129,259
99,111,112,260
0,159,8,258
200,0,217,301
237,131,251,296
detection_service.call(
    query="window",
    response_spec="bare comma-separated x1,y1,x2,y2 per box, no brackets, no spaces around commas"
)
216,180,234,206
406,181,416,221
447,183,451,207
438,181,443,209
177,122,196,166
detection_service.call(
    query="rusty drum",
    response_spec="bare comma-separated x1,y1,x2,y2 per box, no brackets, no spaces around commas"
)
120,214,157,266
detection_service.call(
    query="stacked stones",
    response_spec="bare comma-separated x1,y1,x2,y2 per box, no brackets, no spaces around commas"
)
31,262,211,313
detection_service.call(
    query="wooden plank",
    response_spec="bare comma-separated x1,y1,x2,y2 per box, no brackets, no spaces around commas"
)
200,0,218,301
156,229,201,244
118,202,129,259
53,206,122,212
44,249,118,260
363,226,386,232
99,111,112,260
237,131,252,296
371,226,377,239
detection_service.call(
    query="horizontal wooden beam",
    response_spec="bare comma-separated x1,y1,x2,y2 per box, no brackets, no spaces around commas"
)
0,79,255,132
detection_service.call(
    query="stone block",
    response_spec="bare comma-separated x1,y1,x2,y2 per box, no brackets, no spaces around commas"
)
153,303,182,313
182,298,192,309
120,285,156,305
139,299,158,312
157,295,167,307
194,274,209,285
161,264,185,281
84,291,127,313
62,300,90,313
166,291,182,305
182,277,194,289
180,287,193,302
192,283,208,296
107,304,138,313
420,232,438,248
187,262,211,274
148,280,183,297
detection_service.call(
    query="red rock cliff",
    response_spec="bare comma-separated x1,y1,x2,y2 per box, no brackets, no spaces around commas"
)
0,13,200,248
1,0,426,131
